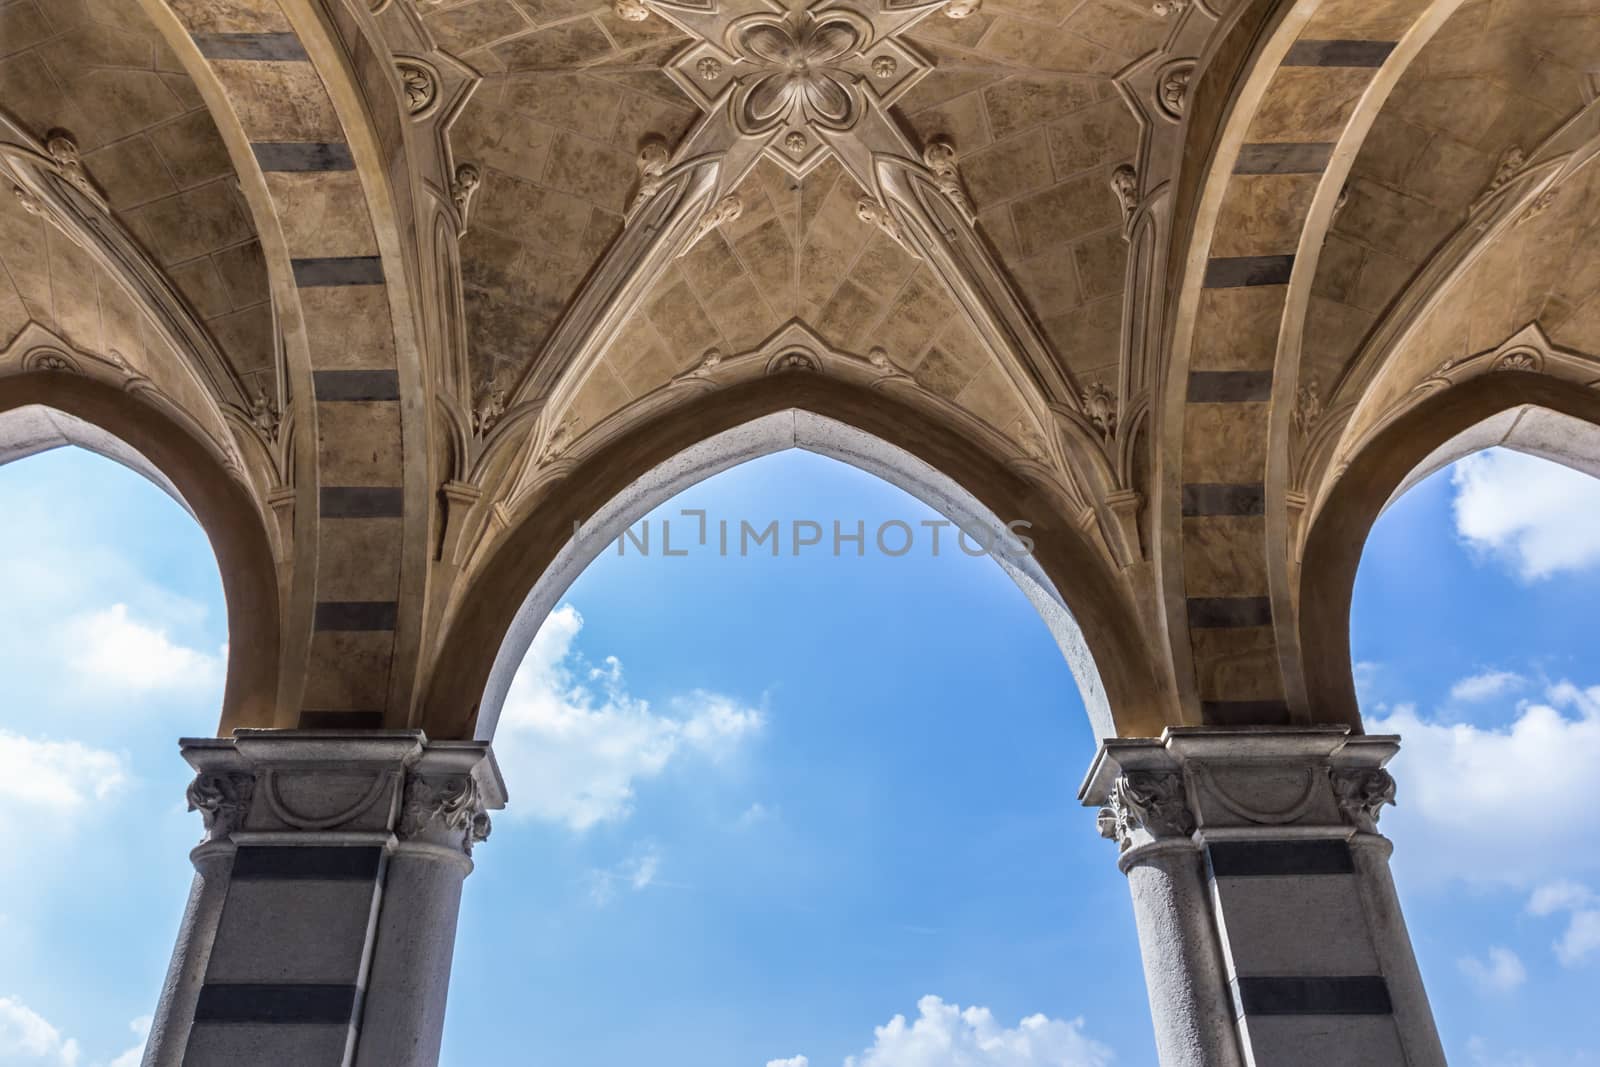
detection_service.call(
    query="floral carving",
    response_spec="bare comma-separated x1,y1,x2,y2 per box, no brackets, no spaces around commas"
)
1496,350,1539,372
1081,380,1116,437
451,163,481,233
872,55,897,79
614,0,650,20
251,384,281,439
773,350,818,373
943,0,980,17
697,56,723,81
1097,772,1193,852
1520,189,1557,224
1489,146,1525,193
856,196,906,246
686,193,743,249
868,346,894,372
400,773,492,853
473,386,507,435
1158,64,1192,120
922,139,972,218
45,130,95,197
784,131,807,153
187,772,254,844
1331,768,1395,834
1151,0,1188,14
397,60,437,116
1110,164,1138,228
632,142,670,212
728,9,873,135
1293,374,1322,435
12,184,41,215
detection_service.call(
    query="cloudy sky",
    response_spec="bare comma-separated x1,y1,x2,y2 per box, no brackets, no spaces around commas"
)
1,439,1598,1066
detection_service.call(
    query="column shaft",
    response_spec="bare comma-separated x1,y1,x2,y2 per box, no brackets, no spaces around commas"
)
1084,727,1445,1067
143,732,502,1067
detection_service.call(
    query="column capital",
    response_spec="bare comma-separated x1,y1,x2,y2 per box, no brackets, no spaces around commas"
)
1080,727,1399,860
178,730,507,858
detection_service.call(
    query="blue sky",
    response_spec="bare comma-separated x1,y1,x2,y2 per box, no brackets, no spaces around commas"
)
1,439,1598,1066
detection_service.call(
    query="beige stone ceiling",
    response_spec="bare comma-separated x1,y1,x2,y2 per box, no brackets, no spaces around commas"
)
1306,0,1600,394
0,0,272,395
436,0,1160,413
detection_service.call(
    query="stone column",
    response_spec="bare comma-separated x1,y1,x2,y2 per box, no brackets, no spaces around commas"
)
1082,727,1445,1067
142,731,505,1067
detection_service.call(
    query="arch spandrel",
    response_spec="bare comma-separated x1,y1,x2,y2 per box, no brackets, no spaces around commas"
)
422,375,1172,743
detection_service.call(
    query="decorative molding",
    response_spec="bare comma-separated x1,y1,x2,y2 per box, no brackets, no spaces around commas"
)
1330,768,1394,834
1192,763,1320,826
1096,772,1194,853
260,769,397,832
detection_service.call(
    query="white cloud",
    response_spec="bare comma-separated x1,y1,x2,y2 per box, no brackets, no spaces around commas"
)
768,1058,810,1067
1528,881,1595,916
1370,680,1600,887
0,997,79,1066
839,996,1113,1067
60,604,222,692
0,732,129,823
1451,449,1600,580
1449,670,1525,703
496,605,764,830
1458,947,1526,994
106,1015,150,1067
586,847,663,906
1525,881,1600,967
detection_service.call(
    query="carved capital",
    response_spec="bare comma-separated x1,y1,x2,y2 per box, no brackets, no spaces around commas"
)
1097,771,1194,852
1331,768,1395,834
399,772,493,854
186,772,255,845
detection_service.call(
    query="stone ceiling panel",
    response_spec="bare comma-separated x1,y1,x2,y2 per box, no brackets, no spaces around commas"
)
0,0,274,395
445,0,1167,420
1305,0,1600,394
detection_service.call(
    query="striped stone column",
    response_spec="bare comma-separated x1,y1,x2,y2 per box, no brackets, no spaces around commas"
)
144,732,504,1067
1083,728,1445,1067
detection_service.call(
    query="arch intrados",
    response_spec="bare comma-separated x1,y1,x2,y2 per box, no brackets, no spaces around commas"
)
422,376,1168,742
1300,372,1600,727
0,373,281,734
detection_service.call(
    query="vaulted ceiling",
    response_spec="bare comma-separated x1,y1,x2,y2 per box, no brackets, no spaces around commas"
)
6,0,1600,738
